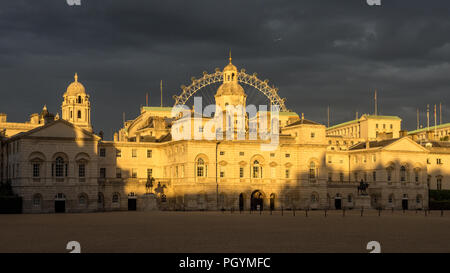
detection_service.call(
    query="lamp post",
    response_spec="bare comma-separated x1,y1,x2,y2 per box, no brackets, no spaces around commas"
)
216,141,221,210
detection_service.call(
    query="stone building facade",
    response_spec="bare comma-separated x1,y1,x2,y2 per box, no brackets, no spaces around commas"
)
1,59,449,213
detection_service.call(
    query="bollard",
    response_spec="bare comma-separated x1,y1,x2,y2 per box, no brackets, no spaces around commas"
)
378,208,381,217
282,206,284,216
342,208,345,217
441,210,444,217
415,209,418,214
293,207,296,216
305,209,308,217
324,209,327,217
361,208,364,217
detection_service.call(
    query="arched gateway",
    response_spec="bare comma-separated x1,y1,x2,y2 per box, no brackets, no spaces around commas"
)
251,190,264,211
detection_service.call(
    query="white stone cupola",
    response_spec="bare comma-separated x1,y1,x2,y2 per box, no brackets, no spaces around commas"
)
214,53,247,112
61,73,92,131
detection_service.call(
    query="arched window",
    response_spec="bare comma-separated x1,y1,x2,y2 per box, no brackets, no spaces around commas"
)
414,169,420,183
79,194,87,206
77,110,81,119
388,194,394,203
387,167,393,182
347,194,353,203
112,193,120,203
77,96,82,103
416,195,422,204
55,157,65,177
309,162,317,180
252,160,262,178
196,158,206,177
400,166,406,182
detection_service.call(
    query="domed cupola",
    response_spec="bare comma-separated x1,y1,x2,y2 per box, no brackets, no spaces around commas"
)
215,53,247,112
65,73,86,96
61,73,92,132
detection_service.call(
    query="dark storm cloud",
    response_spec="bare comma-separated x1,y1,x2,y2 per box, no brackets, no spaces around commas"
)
1,0,450,137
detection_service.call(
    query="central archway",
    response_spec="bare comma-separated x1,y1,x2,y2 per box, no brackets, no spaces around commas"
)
251,190,264,211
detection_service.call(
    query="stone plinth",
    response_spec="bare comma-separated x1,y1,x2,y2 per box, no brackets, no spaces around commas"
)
355,195,371,209
138,194,158,211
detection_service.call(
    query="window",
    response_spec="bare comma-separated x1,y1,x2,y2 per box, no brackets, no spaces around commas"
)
383,124,386,129
79,195,86,205
328,172,332,182
388,195,393,203
327,156,332,164
354,172,358,182
132,149,137,158
78,164,85,178
77,110,81,119
197,158,205,177
271,167,276,178
116,149,121,157
112,193,119,203
147,150,152,158
100,168,106,178
220,151,225,156
376,124,379,129
347,195,353,203
55,157,65,177
400,166,406,182
372,155,376,162
339,172,344,182
390,124,393,129
427,158,430,164
252,160,261,178
310,132,315,138
309,162,316,180
416,195,421,204
270,153,275,157
311,194,318,203
387,168,392,182
437,158,442,165
239,167,244,178
415,170,419,183
372,171,376,182
33,194,41,206
437,177,442,190
147,168,153,178
285,169,290,179
427,175,431,188
99,148,106,157
32,163,40,177
220,170,225,178
131,168,137,178
285,153,290,158
239,152,244,156
116,168,122,178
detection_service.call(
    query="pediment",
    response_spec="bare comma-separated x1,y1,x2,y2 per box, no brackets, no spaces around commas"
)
382,137,428,153
26,120,97,140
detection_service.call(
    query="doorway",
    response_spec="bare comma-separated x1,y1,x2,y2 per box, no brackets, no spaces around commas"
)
55,193,66,213
239,193,244,211
270,193,275,210
128,198,137,211
251,190,264,211
334,198,342,210
402,199,408,210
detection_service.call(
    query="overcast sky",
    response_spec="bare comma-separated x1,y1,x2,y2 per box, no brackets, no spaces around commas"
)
1,0,450,138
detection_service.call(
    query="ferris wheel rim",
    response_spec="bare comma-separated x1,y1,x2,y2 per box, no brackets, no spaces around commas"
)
172,70,288,112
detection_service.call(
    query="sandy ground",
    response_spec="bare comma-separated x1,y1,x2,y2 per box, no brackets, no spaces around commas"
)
0,209,449,253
